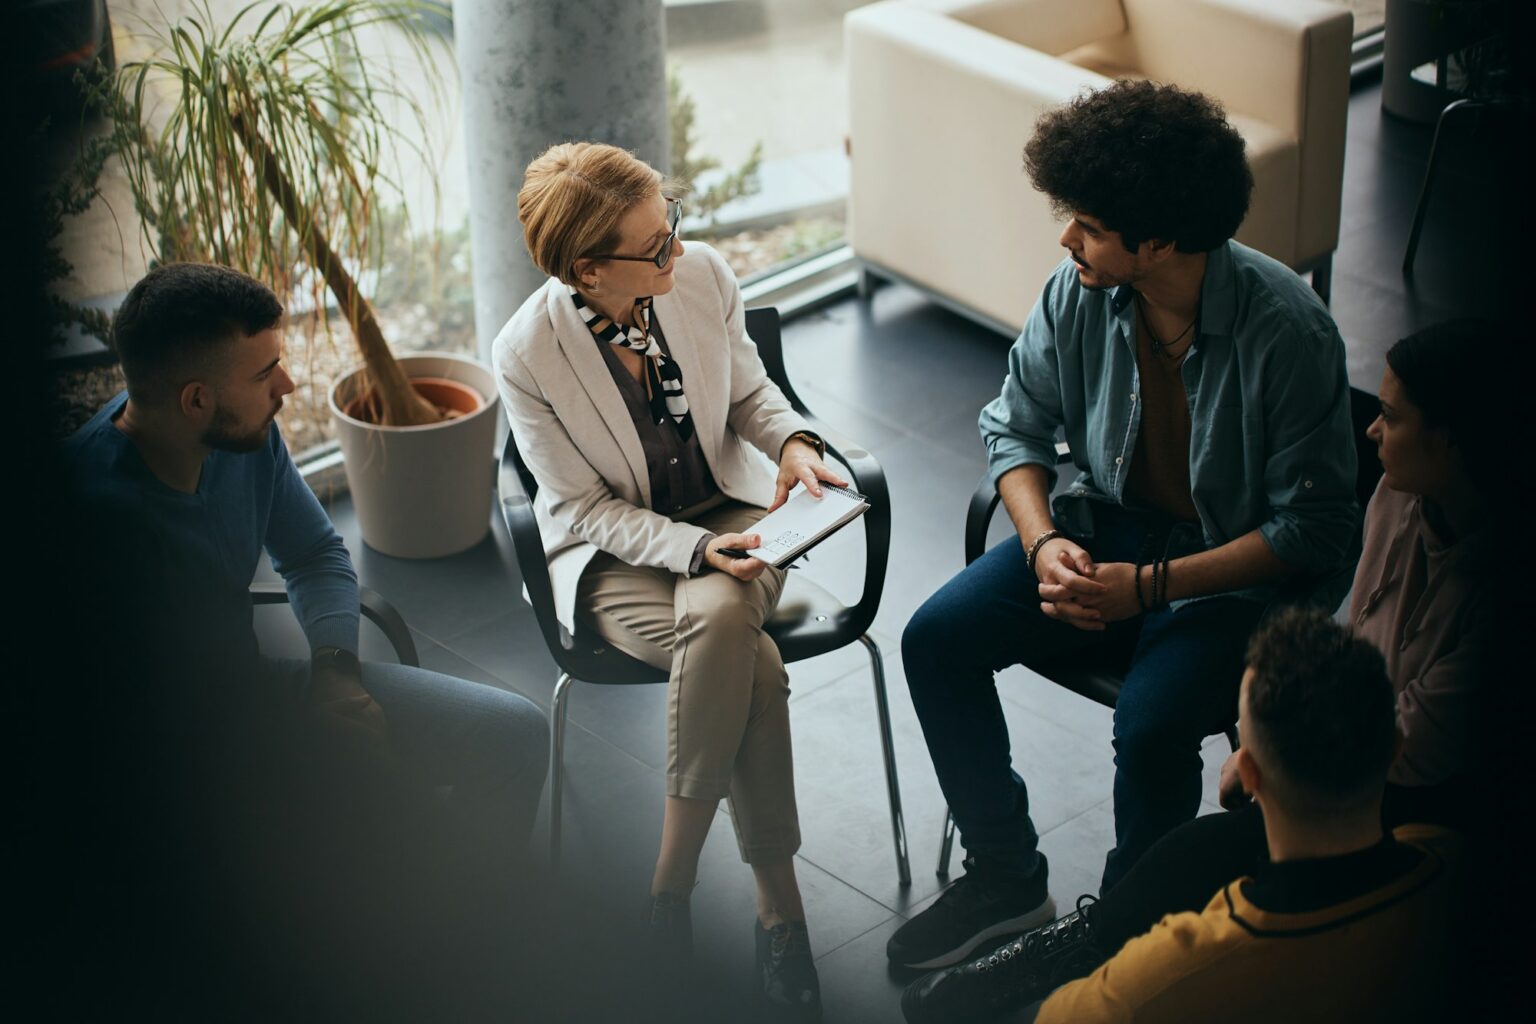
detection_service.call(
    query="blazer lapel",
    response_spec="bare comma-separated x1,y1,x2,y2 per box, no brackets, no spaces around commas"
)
546,282,652,507
653,288,723,472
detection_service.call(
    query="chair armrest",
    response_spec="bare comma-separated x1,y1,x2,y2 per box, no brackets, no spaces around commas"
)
247,581,419,667
796,411,890,637
963,441,1072,566
497,441,575,664
360,587,419,668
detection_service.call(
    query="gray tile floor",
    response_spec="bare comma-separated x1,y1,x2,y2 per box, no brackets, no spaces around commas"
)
254,80,1498,1022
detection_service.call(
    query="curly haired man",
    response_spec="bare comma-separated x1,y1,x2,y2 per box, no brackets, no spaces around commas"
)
889,81,1359,975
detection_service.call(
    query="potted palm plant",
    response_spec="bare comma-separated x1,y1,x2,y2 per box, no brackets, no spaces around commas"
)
93,0,498,558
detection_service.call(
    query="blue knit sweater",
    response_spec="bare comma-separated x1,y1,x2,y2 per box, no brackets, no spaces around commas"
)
64,392,359,668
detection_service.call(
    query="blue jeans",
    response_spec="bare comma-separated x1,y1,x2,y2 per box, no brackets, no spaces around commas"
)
901,503,1265,890
268,658,549,860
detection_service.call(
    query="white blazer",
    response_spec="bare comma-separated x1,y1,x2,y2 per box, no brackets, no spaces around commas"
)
492,242,811,631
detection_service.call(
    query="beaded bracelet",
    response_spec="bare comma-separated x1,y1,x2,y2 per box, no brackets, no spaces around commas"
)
1026,529,1064,573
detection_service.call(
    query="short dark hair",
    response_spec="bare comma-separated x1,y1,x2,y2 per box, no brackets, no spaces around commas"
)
1023,80,1253,253
1386,318,1505,489
112,263,284,404
1244,608,1396,812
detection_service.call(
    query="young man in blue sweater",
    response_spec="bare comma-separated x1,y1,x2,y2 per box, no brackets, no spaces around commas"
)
64,262,548,864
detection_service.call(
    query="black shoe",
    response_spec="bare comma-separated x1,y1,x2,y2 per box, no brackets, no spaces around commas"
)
644,890,693,963
756,919,822,1022
887,855,1056,970
900,894,1102,1024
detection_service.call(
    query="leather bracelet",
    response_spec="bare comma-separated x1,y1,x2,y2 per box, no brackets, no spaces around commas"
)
1134,560,1149,613
1026,529,1063,573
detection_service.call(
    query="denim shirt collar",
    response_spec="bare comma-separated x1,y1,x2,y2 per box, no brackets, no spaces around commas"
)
1109,240,1239,342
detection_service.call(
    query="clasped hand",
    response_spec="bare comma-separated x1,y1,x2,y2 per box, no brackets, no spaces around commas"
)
1034,537,1143,631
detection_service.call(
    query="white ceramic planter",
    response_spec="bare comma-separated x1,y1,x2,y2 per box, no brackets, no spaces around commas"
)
329,353,499,559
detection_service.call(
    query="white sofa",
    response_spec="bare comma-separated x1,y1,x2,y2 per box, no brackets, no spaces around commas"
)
845,0,1352,333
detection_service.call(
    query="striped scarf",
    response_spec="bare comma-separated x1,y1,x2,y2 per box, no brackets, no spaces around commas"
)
571,289,694,440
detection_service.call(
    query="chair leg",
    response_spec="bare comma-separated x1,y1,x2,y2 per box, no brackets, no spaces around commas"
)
1404,99,1475,274
549,672,574,870
1310,253,1333,306
938,806,956,879
860,634,911,887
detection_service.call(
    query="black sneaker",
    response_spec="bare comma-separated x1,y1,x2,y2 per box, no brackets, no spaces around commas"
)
899,894,1102,1024
756,919,822,1022
644,890,693,962
886,855,1055,970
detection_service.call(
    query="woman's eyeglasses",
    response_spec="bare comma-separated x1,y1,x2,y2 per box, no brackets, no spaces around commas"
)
591,198,682,269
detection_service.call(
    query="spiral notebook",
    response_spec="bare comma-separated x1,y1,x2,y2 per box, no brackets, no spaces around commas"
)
743,482,870,568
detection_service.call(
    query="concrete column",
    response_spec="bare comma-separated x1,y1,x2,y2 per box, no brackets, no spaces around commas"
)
456,0,669,364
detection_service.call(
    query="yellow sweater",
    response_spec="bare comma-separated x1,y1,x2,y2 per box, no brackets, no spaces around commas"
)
1037,826,1457,1023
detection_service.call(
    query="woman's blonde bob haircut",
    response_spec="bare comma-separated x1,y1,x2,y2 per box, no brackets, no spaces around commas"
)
518,142,681,286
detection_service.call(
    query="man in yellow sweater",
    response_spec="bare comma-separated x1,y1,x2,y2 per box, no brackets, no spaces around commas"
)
1032,608,1456,1022
904,608,1458,1022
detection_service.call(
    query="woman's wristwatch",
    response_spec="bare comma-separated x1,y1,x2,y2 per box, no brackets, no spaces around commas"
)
783,430,825,459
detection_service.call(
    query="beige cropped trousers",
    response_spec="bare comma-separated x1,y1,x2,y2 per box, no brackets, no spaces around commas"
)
574,499,800,864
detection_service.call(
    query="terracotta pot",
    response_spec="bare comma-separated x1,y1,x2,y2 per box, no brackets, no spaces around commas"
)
342,376,484,422
329,354,499,559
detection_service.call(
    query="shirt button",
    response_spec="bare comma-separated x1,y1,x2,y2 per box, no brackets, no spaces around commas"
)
1115,457,1123,465
673,504,682,511
669,457,679,465
1304,479,1313,489
1130,393,1137,402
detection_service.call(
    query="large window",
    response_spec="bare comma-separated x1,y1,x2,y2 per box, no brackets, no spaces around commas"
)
666,1,870,282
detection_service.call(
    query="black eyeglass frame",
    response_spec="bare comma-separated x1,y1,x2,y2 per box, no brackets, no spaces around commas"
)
589,198,682,269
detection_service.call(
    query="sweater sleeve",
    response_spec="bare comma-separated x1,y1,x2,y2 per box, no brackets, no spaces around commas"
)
263,427,360,653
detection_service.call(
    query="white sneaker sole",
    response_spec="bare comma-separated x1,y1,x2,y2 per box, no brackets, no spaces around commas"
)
901,895,1058,971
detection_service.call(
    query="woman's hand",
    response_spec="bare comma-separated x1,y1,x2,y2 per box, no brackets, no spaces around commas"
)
770,439,849,512
705,532,770,581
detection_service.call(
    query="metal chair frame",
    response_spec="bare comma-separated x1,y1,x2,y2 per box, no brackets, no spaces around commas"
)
936,387,1385,877
250,582,420,667
498,306,910,886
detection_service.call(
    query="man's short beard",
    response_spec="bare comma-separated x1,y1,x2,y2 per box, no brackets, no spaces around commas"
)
201,403,270,453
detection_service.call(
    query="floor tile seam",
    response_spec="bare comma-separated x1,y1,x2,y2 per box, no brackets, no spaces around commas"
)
430,604,526,646
811,912,902,964
558,715,662,778
1035,793,1116,841
797,380,918,446
992,685,1115,746
793,852,916,921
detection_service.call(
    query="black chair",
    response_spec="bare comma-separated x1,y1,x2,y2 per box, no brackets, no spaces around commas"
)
935,386,1384,876
250,582,421,667
498,306,911,885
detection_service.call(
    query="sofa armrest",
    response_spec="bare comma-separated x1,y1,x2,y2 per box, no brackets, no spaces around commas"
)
903,0,1127,57
847,2,1108,330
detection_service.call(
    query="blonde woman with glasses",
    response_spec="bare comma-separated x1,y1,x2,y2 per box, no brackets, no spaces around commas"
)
494,142,839,1021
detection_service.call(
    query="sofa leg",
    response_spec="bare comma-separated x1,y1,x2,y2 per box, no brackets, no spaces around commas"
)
857,264,880,300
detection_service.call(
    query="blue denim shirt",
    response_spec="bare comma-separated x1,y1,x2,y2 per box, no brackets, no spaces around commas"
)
979,240,1359,610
